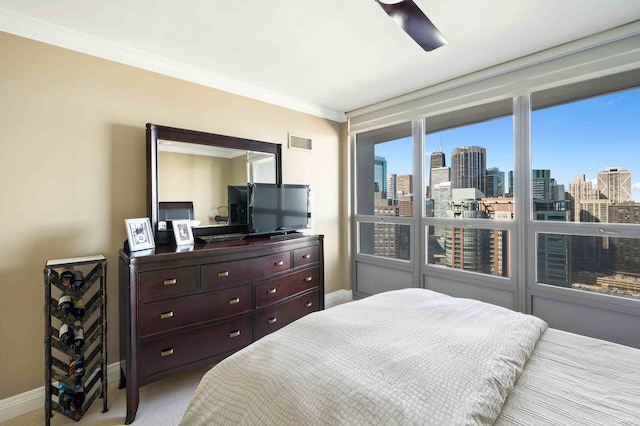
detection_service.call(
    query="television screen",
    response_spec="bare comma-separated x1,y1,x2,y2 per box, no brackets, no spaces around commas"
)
248,183,310,235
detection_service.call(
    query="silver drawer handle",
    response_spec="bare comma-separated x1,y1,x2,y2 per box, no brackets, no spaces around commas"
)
268,288,277,294
302,254,311,259
160,311,174,320
160,348,174,357
229,330,241,338
274,260,284,266
305,302,313,308
217,271,229,277
267,317,277,324
229,297,240,305
304,276,313,282
163,278,177,286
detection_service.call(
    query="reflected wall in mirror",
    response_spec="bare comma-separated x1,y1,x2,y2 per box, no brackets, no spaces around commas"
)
157,141,276,226
147,124,282,243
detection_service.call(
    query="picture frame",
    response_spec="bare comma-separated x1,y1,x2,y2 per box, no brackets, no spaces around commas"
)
125,218,155,251
172,219,194,246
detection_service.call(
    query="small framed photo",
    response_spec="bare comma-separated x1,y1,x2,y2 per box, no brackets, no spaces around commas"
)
125,218,155,251
172,219,194,246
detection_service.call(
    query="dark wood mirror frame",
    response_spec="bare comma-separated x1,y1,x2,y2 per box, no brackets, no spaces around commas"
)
147,123,282,244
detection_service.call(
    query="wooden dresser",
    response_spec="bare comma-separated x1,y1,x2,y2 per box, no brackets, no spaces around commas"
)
119,235,324,424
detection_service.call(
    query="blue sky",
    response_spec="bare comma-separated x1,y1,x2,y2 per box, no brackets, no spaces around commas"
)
376,87,640,201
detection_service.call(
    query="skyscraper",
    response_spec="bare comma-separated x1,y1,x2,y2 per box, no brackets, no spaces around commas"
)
532,169,551,200
387,173,397,200
374,156,387,197
608,202,640,276
444,189,485,272
428,152,446,198
568,174,601,222
597,166,632,203
486,167,505,198
451,146,486,195
397,174,412,197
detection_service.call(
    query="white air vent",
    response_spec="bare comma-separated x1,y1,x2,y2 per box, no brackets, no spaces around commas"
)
288,134,312,151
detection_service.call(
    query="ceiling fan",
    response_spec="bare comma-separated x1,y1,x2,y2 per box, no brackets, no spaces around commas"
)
375,0,447,51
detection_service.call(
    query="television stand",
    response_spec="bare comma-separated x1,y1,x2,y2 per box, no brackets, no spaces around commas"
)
269,232,305,241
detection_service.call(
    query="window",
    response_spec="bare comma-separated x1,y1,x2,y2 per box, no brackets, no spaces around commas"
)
423,100,514,279
355,122,414,261
531,81,640,300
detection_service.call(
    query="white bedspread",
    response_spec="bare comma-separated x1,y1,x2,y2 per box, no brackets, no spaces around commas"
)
180,288,547,425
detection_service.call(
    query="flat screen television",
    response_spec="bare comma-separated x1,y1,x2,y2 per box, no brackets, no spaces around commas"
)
247,183,310,235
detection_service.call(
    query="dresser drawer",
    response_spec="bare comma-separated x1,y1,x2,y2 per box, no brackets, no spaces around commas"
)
203,251,291,287
255,268,320,308
255,289,320,340
139,315,253,380
138,266,198,300
138,284,252,337
293,246,319,268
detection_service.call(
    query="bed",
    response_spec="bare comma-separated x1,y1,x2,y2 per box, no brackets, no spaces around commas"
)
180,288,640,425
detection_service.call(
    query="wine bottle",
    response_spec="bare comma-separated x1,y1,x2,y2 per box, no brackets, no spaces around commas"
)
72,388,85,421
73,327,85,352
68,354,85,389
58,383,73,414
73,297,85,319
59,324,74,348
73,270,84,289
57,295,74,318
59,267,74,287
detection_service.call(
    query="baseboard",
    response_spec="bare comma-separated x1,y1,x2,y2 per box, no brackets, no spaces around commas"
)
0,362,121,423
0,289,353,422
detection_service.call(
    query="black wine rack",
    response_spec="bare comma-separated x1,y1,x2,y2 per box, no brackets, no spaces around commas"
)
44,255,108,424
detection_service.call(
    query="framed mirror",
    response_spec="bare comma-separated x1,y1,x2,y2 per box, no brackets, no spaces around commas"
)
147,123,282,243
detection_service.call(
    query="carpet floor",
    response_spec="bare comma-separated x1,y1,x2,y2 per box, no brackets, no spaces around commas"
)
2,366,209,426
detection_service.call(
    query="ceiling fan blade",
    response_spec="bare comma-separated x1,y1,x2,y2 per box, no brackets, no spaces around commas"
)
376,0,447,51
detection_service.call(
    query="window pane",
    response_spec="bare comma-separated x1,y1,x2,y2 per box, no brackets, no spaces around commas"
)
356,122,413,217
537,233,640,300
359,222,410,261
531,87,640,222
425,113,513,220
427,225,510,277
374,138,413,217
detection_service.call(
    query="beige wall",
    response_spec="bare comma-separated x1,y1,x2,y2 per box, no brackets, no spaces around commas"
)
0,31,348,399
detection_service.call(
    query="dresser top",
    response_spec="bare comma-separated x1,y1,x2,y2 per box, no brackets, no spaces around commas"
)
120,234,323,264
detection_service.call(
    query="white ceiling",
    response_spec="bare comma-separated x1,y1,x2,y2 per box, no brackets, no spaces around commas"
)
1,0,640,122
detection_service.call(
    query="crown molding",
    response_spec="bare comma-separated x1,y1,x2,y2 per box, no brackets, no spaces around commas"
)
0,8,346,123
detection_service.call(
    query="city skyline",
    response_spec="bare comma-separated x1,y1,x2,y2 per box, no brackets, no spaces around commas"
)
375,87,640,201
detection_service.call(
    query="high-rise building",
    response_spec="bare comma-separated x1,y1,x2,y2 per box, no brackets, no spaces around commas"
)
428,152,446,198
444,189,485,273
486,167,505,198
397,174,412,196
507,170,514,197
398,195,413,217
451,146,486,195
598,166,632,203
609,202,640,276
433,182,452,219
374,156,387,197
568,174,601,222
535,201,569,287
532,169,551,200
387,173,397,200
481,197,515,277
430,167,450,198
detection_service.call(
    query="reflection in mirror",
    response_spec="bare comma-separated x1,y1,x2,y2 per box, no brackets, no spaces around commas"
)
157,140,276,227
147,123,282,243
